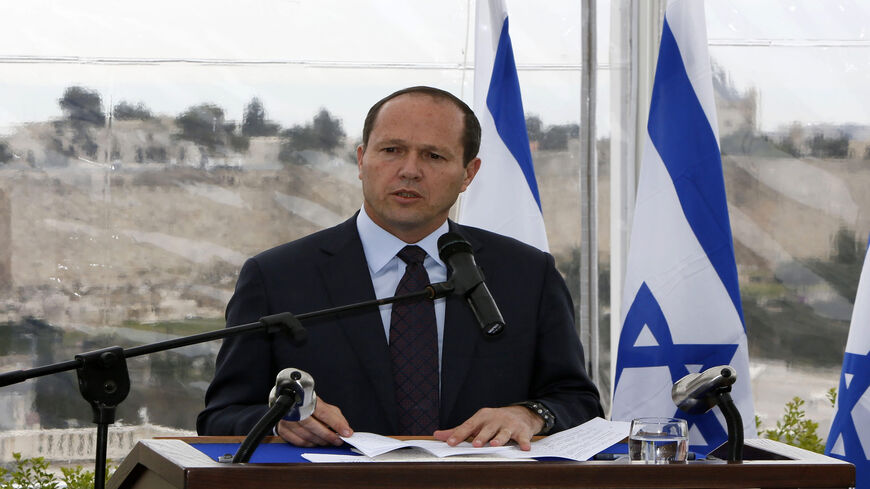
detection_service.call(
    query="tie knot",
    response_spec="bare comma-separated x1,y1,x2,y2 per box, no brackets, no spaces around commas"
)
397,245,427,266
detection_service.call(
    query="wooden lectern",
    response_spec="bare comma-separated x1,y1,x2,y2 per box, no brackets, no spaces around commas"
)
108,436,854,489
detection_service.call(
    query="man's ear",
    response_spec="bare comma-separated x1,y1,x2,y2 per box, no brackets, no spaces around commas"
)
356,144,365,179
460,157,482,192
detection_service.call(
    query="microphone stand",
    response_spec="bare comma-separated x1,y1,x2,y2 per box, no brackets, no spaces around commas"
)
672,366,744,463
231,380,303,464
715,390,744,462
0,281,454,489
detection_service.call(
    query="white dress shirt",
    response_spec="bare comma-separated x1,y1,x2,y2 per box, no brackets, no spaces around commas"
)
355,207,448,370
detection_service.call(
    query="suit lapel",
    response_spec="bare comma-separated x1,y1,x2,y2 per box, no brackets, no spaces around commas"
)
439,222,483,425
318,217,399,433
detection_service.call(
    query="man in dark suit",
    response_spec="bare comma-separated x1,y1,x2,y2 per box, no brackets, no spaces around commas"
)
197,86,602,450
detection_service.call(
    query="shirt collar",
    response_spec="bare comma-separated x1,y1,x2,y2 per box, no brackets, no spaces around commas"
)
356,207,448,275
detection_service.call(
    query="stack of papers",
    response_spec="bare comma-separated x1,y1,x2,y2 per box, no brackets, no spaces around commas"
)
302,417,629,463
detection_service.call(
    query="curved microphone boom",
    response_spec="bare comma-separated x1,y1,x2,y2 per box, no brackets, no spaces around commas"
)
437,232,505,336
671,365,743,462
232,368,317,463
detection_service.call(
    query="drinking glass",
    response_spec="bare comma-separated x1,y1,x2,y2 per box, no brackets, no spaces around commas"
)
628,417,689,463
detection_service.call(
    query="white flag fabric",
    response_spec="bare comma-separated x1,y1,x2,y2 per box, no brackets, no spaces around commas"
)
826,234,870,488
611,0,755,455
457,0,548,252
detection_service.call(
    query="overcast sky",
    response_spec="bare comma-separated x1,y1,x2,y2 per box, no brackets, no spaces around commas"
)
1,0,870,135
706,0,870,131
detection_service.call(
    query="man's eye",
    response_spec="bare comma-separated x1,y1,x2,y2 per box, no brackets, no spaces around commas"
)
428,153,443,160
382,147,396,153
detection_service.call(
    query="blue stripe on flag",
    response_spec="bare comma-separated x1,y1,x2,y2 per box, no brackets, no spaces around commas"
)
646,20,745,328
486,17,542,211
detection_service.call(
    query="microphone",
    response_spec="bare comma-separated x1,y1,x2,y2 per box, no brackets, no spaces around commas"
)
269,368,317,421
231,368,317,463
671,365,737,415
437,232,505,336
672,365,745,462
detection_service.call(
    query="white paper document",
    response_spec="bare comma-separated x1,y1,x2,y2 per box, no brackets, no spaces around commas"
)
333,417,630,462
509,417,630,461
743,437,837,462
339,431,513,458
301,451,536,463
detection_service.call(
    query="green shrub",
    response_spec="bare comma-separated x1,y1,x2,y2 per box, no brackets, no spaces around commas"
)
0,453,109,489
60,465,96,489
760,396,825,453
0,453,57,489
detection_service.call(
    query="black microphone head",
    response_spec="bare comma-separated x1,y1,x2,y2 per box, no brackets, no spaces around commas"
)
437,231,505,337
438,232,472,262
481,318,504,336
437,232,480,294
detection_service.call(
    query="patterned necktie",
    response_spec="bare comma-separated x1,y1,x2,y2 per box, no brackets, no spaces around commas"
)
390,245,439,435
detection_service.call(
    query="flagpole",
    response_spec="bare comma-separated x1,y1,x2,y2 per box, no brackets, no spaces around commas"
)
578,0,600,392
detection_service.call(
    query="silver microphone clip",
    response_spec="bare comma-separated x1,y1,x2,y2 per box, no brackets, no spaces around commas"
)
671,365,737,415
269,368,317,421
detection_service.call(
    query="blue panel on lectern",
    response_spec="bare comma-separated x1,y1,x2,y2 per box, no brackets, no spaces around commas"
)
189,442,359,463
189,441,645,463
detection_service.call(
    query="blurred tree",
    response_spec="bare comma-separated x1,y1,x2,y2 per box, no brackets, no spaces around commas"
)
279,108,345,164
809,132,849,159
773,136,802,158
114,101,153,121
176,104,228,152
78,136,98,158
525,115,543,142
241,97,280,137
311,109,345,150
227,124,250,152
540,124,579,150
833,227,859,264
523,115,580,151
0,141,12,163
56,86,105,159
30,319,81,428
776,123,806,158
59,86,105,126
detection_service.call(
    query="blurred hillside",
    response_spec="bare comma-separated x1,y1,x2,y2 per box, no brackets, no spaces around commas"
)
0,83,867,371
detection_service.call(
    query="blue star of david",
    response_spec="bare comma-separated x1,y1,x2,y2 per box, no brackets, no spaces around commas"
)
616,282,739,453
825,351,870,489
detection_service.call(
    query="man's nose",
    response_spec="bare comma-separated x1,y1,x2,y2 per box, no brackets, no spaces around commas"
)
397,153,424,179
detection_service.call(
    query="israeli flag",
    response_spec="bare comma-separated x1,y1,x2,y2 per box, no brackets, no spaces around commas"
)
611,0,755,454
826,234,870,488
457,0,549,252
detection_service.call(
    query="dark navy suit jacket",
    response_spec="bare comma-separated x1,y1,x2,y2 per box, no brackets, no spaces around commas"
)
197,216,603,436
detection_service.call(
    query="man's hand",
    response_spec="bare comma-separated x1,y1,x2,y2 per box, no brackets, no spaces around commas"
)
275,398,353,447
433,406,544,451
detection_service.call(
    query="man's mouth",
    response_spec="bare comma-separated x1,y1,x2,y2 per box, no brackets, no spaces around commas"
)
393,190,421,199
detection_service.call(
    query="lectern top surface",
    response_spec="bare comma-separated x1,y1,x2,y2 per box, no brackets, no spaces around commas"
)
189,441,356,464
